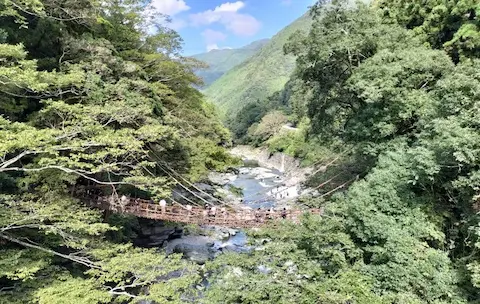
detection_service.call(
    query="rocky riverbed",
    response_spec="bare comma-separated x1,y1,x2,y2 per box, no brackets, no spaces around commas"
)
134,152,312,303
161,164,286,264
133,148,312,266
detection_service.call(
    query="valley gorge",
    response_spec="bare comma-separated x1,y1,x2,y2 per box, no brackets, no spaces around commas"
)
1,0,480,303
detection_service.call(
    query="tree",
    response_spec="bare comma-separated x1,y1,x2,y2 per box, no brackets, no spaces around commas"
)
0,0,235,302
206,1,480,302
377,0,480,61
250,110,288,142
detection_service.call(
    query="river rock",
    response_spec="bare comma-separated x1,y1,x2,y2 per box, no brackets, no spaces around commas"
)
196,183,215,192
203,226,237,240
219,244,250,254
208,172,237,186
249,167,275,179
215,188,243,205
170,227,184,239
238,167,251,175
133,218,184,247
172,243,215,265
257,265,272,274
242,159,259,167
147,235,169,247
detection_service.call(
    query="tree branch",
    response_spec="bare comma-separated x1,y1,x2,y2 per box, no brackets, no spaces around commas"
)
0,233,102,269
108,290,138,298
0,165,134,186
9,0,87,22
0,150,41,169
0,224,41,232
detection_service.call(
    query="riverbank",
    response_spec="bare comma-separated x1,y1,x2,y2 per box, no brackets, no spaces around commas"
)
132,160,289,264
230,145,313,199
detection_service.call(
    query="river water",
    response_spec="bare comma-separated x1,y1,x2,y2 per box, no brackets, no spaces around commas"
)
163,164,287,260
214,165,285,249
135,165,290,303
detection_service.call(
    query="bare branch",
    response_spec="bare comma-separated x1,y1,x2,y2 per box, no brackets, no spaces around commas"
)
0,166,134,186
108,290,138,298
0,233,102,269
0,224,41,232
0,150,41,169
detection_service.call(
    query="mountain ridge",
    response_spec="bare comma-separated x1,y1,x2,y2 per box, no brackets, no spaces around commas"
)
191,39,269,87
203,13,313,117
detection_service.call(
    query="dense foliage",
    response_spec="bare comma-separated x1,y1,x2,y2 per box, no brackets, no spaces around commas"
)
0,0,236,302
206,0,480,303
2,0,479,303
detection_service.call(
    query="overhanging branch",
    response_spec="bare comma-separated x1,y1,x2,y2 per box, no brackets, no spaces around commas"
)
0,166,134,186
0,232,102,270
0,150,41,169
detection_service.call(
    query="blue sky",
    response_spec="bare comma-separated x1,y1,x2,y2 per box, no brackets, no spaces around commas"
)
148,0,314,55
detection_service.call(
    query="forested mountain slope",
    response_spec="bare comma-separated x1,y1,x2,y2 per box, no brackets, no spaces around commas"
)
206,0,480,303
203,13,312,116
191,39,269,87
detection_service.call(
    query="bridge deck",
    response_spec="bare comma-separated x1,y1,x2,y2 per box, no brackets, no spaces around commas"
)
88,197,322,228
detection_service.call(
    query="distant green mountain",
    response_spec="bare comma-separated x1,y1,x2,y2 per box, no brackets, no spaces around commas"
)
203,14,312,116
191,39,269,86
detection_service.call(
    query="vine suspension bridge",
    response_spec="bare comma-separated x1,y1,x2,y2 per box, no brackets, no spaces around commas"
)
78,157,348,228
86,195,323,228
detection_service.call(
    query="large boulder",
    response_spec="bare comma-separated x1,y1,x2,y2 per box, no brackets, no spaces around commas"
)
135,220,183,247
172,243,216,265
207,172,237,186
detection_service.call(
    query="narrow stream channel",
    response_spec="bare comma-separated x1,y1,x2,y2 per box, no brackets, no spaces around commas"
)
138,163,290,303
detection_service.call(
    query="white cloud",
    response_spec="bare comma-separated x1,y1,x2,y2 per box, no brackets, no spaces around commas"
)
202,29,228,51
206,44,233,52
207,44,220,51
142,0,189,34
215,1,245,12
190,1,261,37
281,0,292,5
149,0,190,16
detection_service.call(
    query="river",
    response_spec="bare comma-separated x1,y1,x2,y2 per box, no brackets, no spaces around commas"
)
161,163,289,264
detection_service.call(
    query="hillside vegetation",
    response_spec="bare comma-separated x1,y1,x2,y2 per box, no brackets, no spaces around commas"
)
207,0,480,303
0,0,236,302
203,13,312,116
2,0,480,303
191,39,269,87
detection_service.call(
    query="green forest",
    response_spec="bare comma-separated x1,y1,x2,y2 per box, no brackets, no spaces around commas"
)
1,0,480,303
191,39,269,87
